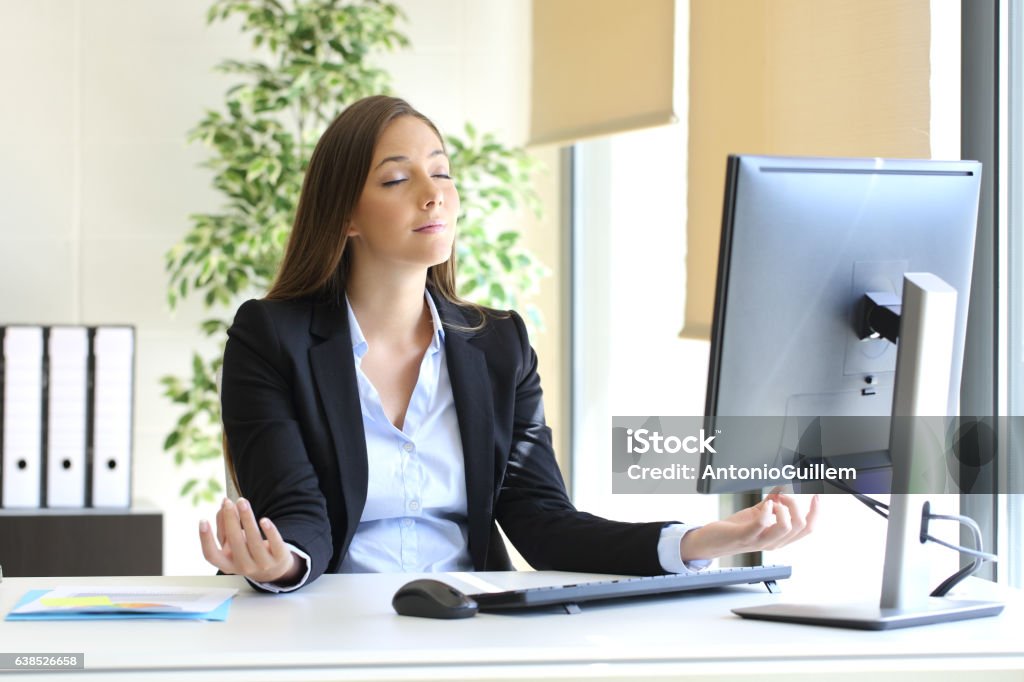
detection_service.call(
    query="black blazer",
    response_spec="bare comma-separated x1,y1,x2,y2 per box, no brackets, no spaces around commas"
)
221,293,671,588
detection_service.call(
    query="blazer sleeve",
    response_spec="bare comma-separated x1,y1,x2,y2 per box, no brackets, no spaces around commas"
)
494,311,674,575
221,299,333,589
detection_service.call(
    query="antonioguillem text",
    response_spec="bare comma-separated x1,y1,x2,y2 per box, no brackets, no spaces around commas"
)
625,462,858,482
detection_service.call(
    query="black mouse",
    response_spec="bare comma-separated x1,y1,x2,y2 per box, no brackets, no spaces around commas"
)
392,578,479,619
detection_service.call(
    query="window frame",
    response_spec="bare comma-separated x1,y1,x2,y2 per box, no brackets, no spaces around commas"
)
960,0,1021,587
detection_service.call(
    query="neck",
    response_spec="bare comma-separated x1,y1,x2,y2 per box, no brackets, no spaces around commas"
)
345,264,430,344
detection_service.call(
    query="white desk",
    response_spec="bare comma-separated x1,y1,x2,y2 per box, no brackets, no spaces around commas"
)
0,571,1021,681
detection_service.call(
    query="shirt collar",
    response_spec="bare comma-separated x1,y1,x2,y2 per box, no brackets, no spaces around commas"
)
345,290,446,360
424,289,446,350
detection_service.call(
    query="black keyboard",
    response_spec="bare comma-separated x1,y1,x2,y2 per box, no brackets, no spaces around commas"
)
468,564,791,612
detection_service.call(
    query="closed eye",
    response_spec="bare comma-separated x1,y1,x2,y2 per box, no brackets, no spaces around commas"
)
382,173,450,187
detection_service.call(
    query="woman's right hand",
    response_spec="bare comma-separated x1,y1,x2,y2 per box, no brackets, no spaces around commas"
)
199,497,301,585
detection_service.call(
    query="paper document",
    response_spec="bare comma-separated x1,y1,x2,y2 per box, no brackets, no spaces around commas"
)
7,586,237,621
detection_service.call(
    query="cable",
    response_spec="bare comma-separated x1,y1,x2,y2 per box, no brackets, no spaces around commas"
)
920,507,999,561
930,560,981,597
922,533,999,562
924,507,993,596
822,469,996,554
817,475,890,519
811,475,997,593
850,491,889,520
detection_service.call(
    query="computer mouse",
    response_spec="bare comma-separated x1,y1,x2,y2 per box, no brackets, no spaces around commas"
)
392,578,479,619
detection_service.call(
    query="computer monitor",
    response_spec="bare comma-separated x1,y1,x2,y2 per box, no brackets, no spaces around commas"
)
699,154,1002,629
699,155,980,495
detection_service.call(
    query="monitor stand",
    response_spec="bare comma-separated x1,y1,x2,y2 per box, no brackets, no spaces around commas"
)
733,273,1004,630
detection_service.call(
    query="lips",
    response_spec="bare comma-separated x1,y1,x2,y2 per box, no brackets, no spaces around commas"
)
413,222,446,234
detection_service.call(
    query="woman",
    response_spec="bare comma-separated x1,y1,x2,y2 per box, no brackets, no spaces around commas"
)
199,96,817,591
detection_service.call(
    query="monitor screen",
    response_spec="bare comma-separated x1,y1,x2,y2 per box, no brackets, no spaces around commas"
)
699,155,981,494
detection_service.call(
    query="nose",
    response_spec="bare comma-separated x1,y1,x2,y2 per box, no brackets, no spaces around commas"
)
420,177,444,209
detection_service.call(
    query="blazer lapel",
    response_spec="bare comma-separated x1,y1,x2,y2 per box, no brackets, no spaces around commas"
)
436,298,496,570
308,300,368,555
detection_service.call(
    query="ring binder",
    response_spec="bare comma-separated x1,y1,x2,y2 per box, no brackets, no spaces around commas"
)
89,327,134,508
46,327,89,508
1,326,45,508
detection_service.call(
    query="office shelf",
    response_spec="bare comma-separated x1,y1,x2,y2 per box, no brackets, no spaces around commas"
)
0,506,161,577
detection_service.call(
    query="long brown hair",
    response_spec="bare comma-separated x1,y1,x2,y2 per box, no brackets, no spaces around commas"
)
266,95,466,308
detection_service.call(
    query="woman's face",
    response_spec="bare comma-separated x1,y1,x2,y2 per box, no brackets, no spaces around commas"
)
347,115,460,274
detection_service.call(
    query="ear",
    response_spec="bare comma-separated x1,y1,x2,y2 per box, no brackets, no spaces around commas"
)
346,221,360,238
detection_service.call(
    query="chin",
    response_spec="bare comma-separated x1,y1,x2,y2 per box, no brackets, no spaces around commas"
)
427,243,456,267
426,255,452,269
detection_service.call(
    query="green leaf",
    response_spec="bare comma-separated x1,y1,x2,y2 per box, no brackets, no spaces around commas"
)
163,431,181,451
489,282,505,302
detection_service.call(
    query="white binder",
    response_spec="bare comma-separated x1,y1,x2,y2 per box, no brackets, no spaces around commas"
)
46,326,89,507
91,326,134,507
2,326,45,508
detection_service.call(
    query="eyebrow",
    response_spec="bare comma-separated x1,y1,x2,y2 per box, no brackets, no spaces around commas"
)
374,149,447,170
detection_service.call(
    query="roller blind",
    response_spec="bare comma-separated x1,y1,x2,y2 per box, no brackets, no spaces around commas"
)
682,0,932,339
530,0,681,146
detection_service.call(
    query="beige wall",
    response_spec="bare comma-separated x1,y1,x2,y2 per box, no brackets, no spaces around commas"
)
0,1,255,577
684,0,933,337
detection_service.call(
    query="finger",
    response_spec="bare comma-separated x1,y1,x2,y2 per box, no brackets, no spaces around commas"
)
199,519,235,573
787,494,820,543
236,498,274,567
761,496,793,548
738,499,775,546
773,494,806,536
770,496,806,550
221,499,258,575
215,501,239,563
806,493,820,531
259,516,291,563
216,498,229,548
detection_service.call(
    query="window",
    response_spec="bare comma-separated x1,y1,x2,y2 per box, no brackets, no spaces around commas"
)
571,125,719,529
1005,0,1023,588
961,0,1022,589
568,1,1020,585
